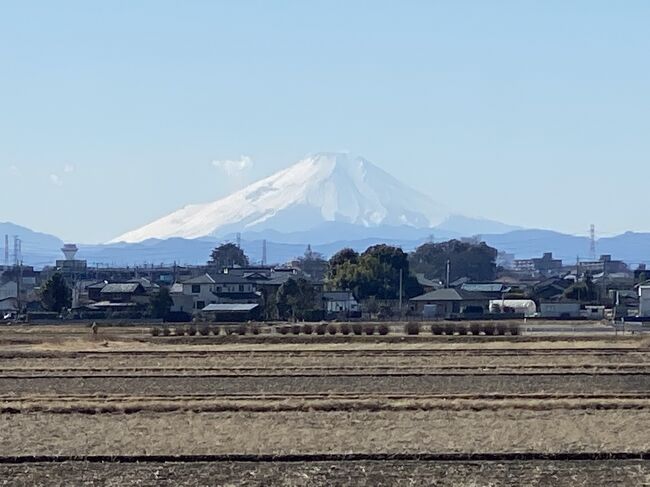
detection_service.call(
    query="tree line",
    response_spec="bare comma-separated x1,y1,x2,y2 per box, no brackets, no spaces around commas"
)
36,239,499,318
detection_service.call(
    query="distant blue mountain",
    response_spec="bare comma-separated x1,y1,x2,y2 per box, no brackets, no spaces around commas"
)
0,222,63,267
5,221,650,269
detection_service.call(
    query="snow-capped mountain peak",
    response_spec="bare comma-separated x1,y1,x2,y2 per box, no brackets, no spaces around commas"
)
109,152,449,243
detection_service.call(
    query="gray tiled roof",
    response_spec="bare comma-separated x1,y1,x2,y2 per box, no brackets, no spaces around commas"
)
410,288,489,302
202,303,259,312
100,283,142,294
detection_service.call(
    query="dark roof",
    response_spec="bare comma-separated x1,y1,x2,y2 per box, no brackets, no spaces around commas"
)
460,283,510,293
212,292,260,300
128,277,159,289
415,274,442,288
410,288,489,302
100,283,143,294
211,274,252,285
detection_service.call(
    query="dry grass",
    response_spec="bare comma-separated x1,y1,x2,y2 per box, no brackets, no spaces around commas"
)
2,409,648,456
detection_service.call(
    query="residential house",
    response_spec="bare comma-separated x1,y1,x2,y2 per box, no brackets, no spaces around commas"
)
460,283,511,300
322,291,359,314
410,288,490,317
98,282,147,304
415,274,442,293
177,274,216,313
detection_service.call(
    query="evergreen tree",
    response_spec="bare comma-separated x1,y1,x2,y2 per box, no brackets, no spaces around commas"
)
208,243,249,270
41,273,72,313
149,287,173,319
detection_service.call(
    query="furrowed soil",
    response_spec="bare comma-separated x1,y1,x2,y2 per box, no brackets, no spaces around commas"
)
0,324,648,486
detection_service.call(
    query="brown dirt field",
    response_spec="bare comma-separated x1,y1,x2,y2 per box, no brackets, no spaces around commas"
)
1,326,648,485
1,460,648,487
1,373,649,396
2,409,649,456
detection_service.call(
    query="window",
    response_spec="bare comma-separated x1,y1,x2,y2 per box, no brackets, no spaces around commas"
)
239,284,244,292
191,284,201,294
196,300,205,310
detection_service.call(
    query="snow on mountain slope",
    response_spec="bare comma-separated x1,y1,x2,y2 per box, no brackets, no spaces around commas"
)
110,153,449,243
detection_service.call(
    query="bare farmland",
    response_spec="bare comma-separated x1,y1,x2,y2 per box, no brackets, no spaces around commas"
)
0,324,648,486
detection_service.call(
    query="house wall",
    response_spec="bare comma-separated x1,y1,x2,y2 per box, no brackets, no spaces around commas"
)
540,302,580,318
413,300,487,316
639,287,650,317
182,283,217,312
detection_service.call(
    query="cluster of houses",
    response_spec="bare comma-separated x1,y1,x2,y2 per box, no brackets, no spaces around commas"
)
407,252,650,320
2,245,650,322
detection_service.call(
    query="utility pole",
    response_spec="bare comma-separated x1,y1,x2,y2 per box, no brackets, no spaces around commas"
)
399,269,403,318
16,259,22,315
446,259,451,288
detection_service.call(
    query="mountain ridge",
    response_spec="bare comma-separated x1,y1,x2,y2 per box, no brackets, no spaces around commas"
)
110,152,451,243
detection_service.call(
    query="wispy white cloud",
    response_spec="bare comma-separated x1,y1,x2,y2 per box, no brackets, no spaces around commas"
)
63,163,75,173
50,174,63,186
211,155,253,176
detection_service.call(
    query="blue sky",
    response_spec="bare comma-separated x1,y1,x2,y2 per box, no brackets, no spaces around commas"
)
1,1,649,243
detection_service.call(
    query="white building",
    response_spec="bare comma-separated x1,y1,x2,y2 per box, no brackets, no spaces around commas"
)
638,285,650,317
322,291,359,314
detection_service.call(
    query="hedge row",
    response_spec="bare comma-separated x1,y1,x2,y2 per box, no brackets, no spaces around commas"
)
276,323,390,336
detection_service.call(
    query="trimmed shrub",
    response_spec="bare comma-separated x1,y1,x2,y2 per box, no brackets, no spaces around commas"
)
250,324,261,335
339,323,351,335
509,324,520,336
186,325,197,336
378,324,389,335
198,325,211,336
456,324,468,335
162,326,171,336
302,324,313,335
483,325,496,336
327,324,337,335
291,325,301,335
430,324,444,335
277,326,289,335
469,323,481,335
235,324,247,335
151,327,160,336
174,326,186,336
496,323,508,336
352,324,363,335
363,324,376,335
405,322,420,335
315,324,327,335
444,323,456,335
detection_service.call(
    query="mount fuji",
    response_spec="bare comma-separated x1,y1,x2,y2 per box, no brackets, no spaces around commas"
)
111,152,477,244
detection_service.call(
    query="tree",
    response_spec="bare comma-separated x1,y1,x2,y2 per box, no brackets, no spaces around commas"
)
276,278,317,320
294,245,329,280
564,272,598,303
149,287,173,319
208,243,249,270
410,240,497,283
328,244,421,300
41,273,72,313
